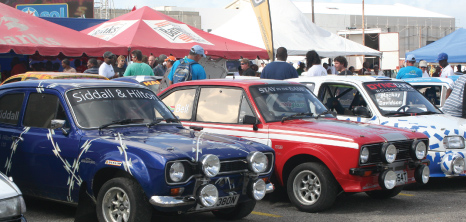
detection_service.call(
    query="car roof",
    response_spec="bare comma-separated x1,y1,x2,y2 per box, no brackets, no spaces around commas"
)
288,75,404,84
167,79,301,88
0,79,145,92
403,77,451,84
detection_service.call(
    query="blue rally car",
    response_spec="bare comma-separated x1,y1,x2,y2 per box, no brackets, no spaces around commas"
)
0,80,275,221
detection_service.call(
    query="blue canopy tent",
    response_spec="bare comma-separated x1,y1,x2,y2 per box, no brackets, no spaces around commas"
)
408,28,466,63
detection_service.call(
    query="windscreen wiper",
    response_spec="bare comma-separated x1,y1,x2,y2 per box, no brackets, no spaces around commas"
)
315,110,334,119
281,112,314,123
99,118,144,130
383,112,413,117
416,111,440,115
146,118,179,128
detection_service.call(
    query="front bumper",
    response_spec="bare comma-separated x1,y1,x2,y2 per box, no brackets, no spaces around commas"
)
150,182,274,208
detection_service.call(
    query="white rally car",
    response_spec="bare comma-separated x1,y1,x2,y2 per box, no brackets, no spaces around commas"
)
290,75,466,178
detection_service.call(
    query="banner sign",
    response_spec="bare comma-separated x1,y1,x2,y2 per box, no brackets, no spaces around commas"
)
16,4,68,18
2,0,93,18
143,20,213,45
250,0,274,60
87,20,138,41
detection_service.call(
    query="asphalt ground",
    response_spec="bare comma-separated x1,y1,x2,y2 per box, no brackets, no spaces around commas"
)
24,177,466,222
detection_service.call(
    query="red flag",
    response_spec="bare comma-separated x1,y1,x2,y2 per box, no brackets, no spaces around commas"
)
132,6,136,11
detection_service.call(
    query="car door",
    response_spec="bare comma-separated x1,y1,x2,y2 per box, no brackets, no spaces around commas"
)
0,92,26,177
161,86,270,146
318,83,379,124
13,89,79,201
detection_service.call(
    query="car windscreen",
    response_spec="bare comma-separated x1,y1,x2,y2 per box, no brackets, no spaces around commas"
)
249,84,330,122
363,82,442,116
66,87,176,128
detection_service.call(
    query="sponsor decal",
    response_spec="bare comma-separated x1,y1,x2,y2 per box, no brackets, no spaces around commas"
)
365,82,415,93
169,105,175,112
174,104,190,113
87,20,138,41
105,160,122,166
375,91,404,107
69,88,157,104
257,86,306,94
143,20,212,45
81,158,95,165
142,80,160,86
0,110,19,121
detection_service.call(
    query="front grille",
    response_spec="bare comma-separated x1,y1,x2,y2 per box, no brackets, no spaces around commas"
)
361,139,428,166
220,160,248,174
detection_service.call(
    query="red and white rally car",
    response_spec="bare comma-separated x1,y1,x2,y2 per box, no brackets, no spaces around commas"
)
158,79,430,212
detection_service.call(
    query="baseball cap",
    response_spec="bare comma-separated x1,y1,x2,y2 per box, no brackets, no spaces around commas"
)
406,54,416,62
165,56,176,62
103,51,115,58
419,60,427,68
191,45,206,57
436,52,448,61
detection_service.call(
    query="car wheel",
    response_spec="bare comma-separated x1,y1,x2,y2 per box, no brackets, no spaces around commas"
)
97,177,152,222
212,199,256,220
365,186,404,199
287,162,338,212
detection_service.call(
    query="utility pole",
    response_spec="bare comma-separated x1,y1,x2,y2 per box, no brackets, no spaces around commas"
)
312,0,315,23
362,0,365,62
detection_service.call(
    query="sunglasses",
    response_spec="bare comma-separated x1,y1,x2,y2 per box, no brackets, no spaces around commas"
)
241,63,246,65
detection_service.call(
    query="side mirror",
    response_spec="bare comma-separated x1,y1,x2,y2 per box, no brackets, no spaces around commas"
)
353,107,372,118
50,119,70,135
243,115,259,131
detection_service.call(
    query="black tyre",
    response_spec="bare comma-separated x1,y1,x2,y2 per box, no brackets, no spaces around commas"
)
97,177,152,222
286,162,338,212
212,199,256,220
365,186,404,199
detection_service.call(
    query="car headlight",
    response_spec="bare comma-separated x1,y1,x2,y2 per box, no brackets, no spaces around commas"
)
247,152,268,173
169,162,185,182
201,154,220,177
412,140,427,160
444,136,465,149
360,147,369,164
381,143,397,163
0,195,26,219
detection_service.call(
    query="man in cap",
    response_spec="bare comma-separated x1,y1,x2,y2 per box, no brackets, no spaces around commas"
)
240,58,255,76
153,54,168,76
99,51,118,79
124,50,154,76
419,60,429,77
438,53,454,78
260,47,298,80
396,54,423,79
168,45,206,85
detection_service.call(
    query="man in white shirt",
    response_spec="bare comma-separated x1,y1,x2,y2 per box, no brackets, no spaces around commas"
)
419,60,430,77
99,51,119,79
303,50,327,77
373,65,384,76
438,53,454,78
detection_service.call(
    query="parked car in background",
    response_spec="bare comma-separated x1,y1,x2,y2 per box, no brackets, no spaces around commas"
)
113,76,163,93
0,80,274,221
291,75,466,178
1,72,108,85
159,79,430,212
0,171,26,222
403,77,454,108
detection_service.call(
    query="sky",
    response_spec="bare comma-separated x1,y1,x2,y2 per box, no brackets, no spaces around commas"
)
111,0,465,28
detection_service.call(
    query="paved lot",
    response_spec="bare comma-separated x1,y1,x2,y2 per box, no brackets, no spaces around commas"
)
25,177,466,222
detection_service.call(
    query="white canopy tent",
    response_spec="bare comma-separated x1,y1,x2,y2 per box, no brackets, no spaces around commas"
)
211,0,381,58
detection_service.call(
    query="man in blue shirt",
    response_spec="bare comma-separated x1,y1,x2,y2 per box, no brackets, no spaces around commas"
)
260,47,299,80
168,45,207,85
396,54,423,79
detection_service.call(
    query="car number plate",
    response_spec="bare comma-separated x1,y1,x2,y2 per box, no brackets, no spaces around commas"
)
195,194,239,210
395,170,408,185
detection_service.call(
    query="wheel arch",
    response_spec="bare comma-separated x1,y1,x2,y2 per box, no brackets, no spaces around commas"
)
92,168,134,198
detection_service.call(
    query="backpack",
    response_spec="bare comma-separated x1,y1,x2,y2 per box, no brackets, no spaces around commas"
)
172,59,198,83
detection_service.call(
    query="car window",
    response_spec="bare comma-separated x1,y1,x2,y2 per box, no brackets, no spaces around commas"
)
24,93,65,128
238,94,254,124
412,85,442,106
197,88,243,123
161,88,196,120
319,84,368,116
0,93,24,125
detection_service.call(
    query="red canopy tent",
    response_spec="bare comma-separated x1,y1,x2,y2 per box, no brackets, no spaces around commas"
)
0,3,127,57
81,6,269,60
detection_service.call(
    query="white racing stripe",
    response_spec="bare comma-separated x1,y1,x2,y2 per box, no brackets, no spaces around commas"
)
269,133,359,149
268,129,354,141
